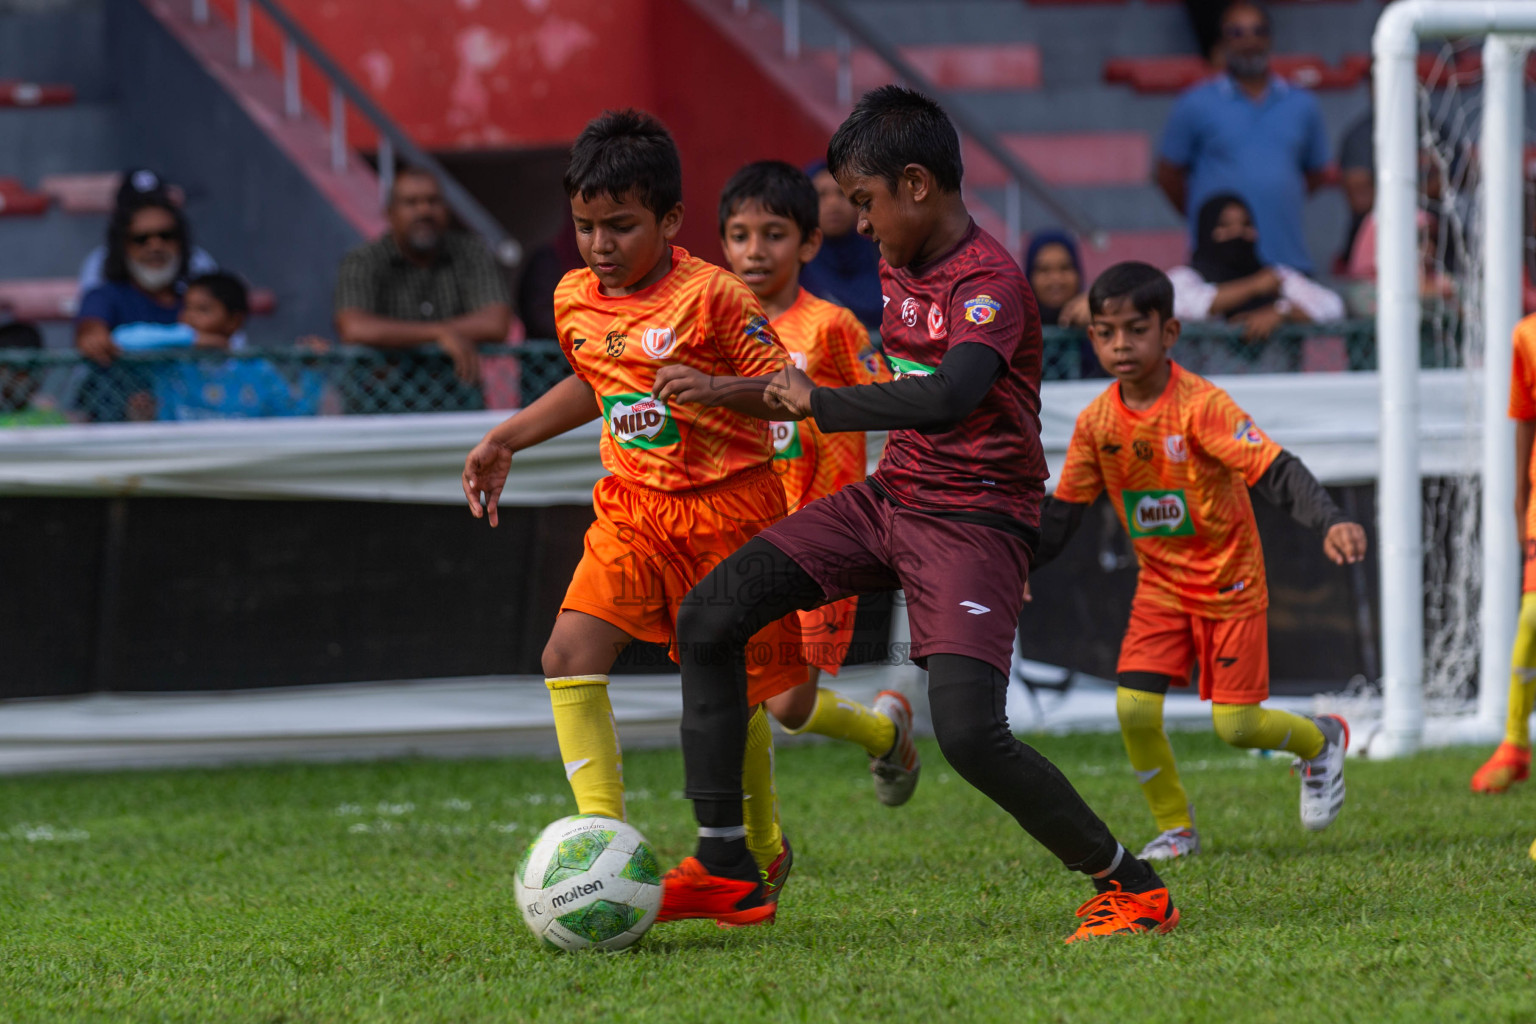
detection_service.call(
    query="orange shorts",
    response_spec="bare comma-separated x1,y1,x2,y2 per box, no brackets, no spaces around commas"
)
561,464,808,705
1116,600,1270,703
797,595,858,675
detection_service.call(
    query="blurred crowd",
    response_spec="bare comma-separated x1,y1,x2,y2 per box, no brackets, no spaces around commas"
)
0,0,1465,426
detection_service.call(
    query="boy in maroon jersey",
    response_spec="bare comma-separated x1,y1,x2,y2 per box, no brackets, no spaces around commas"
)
656,86,1179,943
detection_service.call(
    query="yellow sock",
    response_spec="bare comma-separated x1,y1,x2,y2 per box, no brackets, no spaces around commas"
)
1212,702,1324,759
1116,687,1192,832
742,705,782,873
784,687,896,757
546,675,624,820
1504,594,1536,748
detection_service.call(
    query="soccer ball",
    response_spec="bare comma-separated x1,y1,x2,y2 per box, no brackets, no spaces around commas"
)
514,815,663,951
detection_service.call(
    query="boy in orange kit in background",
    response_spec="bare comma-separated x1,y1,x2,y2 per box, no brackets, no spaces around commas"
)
716,160,921,806
462,110,804,926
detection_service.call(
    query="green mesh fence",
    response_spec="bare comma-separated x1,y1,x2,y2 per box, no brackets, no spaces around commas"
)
0,321,1446,424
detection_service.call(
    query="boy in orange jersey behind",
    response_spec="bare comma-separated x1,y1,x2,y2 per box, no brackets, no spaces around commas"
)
1031,262,1368,861
1470,312,1536,826
713,159,922,807
462,109,806,927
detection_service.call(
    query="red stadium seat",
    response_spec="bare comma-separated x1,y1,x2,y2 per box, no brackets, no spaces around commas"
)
1078,230,1190,281
0,178,51,217
988,132,1151,187
812,43,1042,92
39,172,121,214
0,80,75,107
1105,54,1363,93
0,279,78,321
0,279,278,321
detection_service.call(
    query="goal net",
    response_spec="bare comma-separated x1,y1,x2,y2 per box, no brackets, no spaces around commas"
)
1369,1,1536,757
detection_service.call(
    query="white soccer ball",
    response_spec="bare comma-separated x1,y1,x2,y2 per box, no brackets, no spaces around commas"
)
514,814,663,951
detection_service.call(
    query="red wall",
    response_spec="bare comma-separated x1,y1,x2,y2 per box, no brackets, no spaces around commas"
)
230,0,831,255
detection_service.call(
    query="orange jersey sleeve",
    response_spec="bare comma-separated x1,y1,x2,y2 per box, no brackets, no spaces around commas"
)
553,248,781,492
768,291,888,509
1188,388,1283,487
1054,406,1108,505
1510,314,1536,421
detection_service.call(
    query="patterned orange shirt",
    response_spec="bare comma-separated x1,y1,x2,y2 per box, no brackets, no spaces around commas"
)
1054,361,1283,618
555,247,792,493
769,289,890,510
1509,314,1536,560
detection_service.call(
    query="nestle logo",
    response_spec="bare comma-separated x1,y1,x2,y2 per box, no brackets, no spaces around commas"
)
549,879,604,910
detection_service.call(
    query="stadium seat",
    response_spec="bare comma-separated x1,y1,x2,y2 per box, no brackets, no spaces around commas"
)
0,279,78,320
1078,229,1189,281
1104,54,1363,93
0,80,75,107
39,172,120,214
0,279,277,321
0,178,51,216
969,132,1152,187
812,43,1042,93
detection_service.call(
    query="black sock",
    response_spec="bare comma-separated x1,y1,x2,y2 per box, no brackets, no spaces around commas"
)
1093,854,1162,894
696,837,758,881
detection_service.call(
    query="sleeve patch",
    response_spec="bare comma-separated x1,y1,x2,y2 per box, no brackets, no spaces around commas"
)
744,314,774,345
963,295,1002,325
1233,418,1264,445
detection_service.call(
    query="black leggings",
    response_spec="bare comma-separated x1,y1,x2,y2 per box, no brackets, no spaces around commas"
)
677,537,1122,874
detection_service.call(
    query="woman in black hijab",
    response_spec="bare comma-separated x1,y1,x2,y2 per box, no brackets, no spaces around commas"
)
1169,192,1342,340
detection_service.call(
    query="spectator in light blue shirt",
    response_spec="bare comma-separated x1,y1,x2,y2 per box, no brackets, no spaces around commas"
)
1154,0,1329,273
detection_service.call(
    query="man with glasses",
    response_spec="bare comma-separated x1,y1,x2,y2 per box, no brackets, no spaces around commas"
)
1154,0,1329,275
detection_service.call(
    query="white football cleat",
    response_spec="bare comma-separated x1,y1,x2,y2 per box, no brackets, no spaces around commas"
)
1297,714,1349,832
869,690,921,807
1138,826,1201,862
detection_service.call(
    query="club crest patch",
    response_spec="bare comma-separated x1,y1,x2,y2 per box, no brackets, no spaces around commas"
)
744,315,774,345
964,295,1001,325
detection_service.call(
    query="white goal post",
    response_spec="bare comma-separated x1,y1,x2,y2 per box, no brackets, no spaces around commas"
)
1375,1,1536,757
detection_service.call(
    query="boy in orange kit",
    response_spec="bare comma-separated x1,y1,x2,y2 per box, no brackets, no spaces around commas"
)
1470,312,1536,813
1032,262,1368,860
715,159,921,806
462,110,805,926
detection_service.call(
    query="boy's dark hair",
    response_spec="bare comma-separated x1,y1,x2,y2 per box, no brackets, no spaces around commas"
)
1087,261,1175,322
717,160,819,240
1220,0,1272,31
563,109,683,219
187,271,250,316
103,195,190,285
826,85,963,194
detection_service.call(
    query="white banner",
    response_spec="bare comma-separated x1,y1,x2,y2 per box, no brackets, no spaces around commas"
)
0,371,1478,504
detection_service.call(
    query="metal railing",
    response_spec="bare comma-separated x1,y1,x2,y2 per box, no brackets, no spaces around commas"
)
188,0,521,268
730,0,1103,253
0,321,1437,424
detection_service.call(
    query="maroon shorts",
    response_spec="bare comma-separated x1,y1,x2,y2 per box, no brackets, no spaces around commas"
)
759,481,1031,676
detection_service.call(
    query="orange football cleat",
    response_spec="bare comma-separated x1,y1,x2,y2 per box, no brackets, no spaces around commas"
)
1470,742,1530,794
656,857,776,927
1064,882,1180,944
718,835,793,929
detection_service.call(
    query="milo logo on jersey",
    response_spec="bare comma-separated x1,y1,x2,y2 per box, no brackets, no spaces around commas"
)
1124,489,1196,537
602,392,681,449
887,355,937,380
770,420,804,460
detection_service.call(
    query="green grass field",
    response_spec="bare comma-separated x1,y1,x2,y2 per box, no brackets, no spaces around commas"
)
2,731,1534,1024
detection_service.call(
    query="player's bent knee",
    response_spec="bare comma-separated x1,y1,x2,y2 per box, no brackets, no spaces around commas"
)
1116,686,1166,733
674,595,737,648
765,686,815,730
1211,702,1263,747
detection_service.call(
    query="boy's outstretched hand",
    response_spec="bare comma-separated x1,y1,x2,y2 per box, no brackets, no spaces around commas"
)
463,439,513,528
764,364,814,420
1323,522,1368,565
